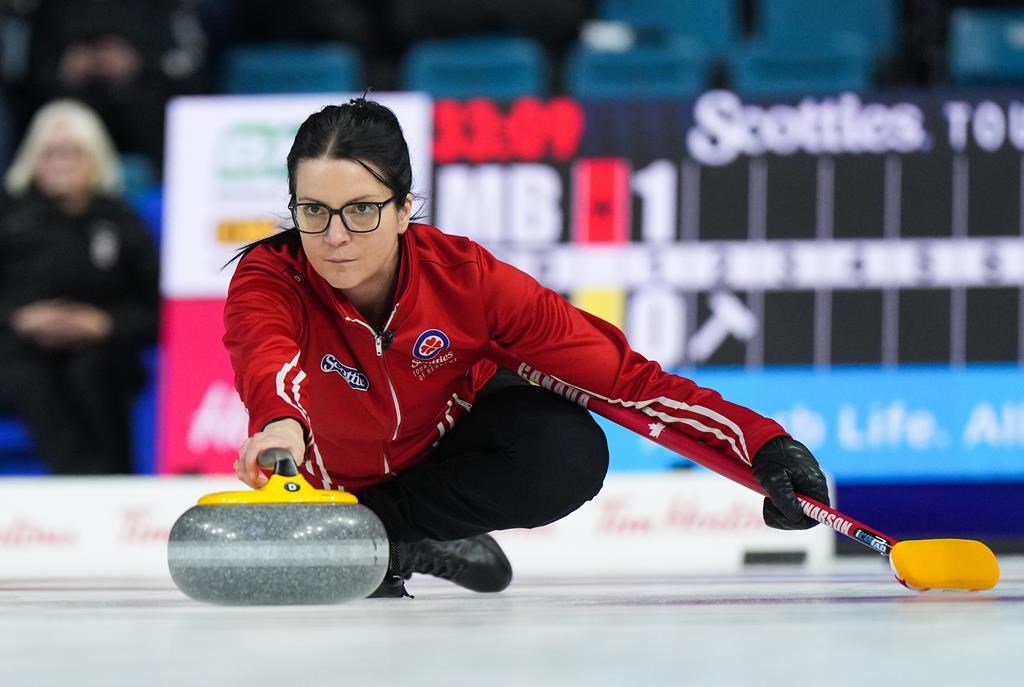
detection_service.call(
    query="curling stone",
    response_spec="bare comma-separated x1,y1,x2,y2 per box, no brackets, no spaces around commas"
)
167,448,389,605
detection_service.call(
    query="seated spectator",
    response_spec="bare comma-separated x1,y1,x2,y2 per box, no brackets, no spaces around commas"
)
17,0,207,169
0,100,159,474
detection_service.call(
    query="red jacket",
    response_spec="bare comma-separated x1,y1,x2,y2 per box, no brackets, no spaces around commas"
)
223,223,787,491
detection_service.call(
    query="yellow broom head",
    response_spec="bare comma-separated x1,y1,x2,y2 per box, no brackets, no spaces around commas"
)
890,539,1000,591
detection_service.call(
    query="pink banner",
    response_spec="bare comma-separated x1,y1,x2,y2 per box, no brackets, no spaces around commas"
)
157,299,246,474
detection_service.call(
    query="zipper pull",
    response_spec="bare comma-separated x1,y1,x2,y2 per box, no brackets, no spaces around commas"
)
373,328,395,357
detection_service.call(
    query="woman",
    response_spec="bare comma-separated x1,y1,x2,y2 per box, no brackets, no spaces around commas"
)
226,98,829,597
0,100,159,474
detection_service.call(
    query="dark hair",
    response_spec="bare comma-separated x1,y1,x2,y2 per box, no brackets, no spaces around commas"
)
226,96,416,266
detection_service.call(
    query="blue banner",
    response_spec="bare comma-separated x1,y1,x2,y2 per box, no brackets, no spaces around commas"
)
601,364,1024,483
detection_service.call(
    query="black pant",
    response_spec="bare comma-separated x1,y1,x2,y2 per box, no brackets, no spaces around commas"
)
0,339,141,474
359,371,610,542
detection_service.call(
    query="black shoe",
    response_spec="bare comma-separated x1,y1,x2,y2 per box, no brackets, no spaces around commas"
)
367,542,413,598
367,571,413,598
397,534,513,593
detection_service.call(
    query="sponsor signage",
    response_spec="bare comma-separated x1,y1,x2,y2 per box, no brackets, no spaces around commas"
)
162,93,433,298
0,473,831,579
598,365,1024,482
433,90,1024,369
430,91,1024,481
321,354,370,392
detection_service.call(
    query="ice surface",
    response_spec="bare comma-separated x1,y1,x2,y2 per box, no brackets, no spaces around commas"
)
1,558,1020,687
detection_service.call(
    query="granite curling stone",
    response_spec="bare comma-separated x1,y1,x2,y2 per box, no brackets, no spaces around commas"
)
167,448,389,605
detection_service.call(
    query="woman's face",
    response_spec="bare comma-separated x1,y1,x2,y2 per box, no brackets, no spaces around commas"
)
33,123,96,201
294,157,412,298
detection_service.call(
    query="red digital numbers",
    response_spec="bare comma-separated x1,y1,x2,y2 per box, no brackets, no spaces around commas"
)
433,97,585,164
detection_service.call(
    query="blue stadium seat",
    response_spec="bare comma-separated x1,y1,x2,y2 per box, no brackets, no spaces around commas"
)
759,0,900,63
223,43,361,94
130,186,163,244
949,9,1024,84
0,417,33,454
596,0,739,58
566,38,711,99
0,93,11,171
120,153,157,205
0,416,45,475
132,346,160,475
402,35,547,99
729,36,873,96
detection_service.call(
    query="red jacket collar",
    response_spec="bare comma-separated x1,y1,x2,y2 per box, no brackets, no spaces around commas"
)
299,225,422,331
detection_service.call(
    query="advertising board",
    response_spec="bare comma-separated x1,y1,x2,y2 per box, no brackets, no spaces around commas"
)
159,90,1023,483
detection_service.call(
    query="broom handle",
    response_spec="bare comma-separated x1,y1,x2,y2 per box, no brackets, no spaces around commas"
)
494,353,901,556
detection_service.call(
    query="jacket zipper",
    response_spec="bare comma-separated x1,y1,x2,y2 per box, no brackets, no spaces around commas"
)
345,305,401,474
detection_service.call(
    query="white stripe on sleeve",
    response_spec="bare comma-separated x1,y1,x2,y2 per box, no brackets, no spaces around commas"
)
516,363,751,464
274,353,332,489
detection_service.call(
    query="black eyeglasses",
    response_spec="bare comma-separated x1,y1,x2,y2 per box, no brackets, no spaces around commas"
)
289,195,397,234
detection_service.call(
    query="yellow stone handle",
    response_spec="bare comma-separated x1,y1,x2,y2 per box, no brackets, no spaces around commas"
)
196,448,357,505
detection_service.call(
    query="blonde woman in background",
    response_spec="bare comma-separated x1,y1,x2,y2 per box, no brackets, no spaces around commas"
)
0,100,158,474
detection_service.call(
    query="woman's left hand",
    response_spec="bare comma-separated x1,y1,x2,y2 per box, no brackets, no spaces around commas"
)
751,437,830,529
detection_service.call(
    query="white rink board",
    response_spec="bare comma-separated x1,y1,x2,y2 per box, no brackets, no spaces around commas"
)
0,477,239,578
492,472,833,574
0,473,831,579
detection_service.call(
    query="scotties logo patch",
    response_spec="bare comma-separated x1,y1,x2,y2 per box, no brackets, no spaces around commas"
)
413,329,450,361
321,354,369,391
409,329,456,380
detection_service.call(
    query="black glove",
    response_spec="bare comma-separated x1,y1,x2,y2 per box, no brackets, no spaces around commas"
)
751,436,830,530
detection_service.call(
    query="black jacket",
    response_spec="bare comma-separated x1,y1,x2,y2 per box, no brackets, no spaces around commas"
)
0,190,159,348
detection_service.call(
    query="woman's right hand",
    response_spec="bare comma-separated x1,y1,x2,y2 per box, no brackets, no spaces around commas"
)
234,418,306,489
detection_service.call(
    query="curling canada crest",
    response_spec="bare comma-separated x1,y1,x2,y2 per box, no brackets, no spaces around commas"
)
413,329,450,361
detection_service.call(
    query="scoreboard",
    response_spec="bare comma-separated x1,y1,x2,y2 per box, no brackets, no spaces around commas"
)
431,91,1024,481
433,91,1023,368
